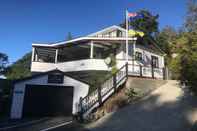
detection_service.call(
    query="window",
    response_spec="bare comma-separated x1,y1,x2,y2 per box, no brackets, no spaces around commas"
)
135,52,142,61
117,30,122,37
151,56,159,68
48,73,64,84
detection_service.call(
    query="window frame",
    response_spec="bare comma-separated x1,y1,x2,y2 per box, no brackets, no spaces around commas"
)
135,51,143,61
151,55,159,68
48,73,64,84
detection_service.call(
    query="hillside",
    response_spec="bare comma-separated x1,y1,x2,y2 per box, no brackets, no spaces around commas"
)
5,52,32,80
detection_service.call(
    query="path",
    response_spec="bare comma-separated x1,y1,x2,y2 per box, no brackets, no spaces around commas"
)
87,80,197,131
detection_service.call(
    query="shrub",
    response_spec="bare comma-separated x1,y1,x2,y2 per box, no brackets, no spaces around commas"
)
125,88,139,102
111,66,118,75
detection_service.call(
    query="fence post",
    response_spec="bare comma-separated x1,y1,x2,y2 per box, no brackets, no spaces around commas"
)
152,66,154,79
126,62,128,77
140,65,142,77
97,86,102,106
163,67,166,80
113,73,117,92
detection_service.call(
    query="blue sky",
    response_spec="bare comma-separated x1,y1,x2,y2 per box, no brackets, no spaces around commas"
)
0,0,187,63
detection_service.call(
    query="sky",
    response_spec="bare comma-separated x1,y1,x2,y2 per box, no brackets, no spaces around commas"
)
0,0,187,63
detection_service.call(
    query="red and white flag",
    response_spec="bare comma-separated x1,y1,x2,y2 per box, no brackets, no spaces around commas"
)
127,12,137,18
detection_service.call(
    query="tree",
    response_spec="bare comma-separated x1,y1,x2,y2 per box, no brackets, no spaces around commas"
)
176,31,197,93
130,10,159,36
120,10,159,36
185,0,197,32
5,52,31,80
155,26,177,56
66,32,73,40
0,52,8,75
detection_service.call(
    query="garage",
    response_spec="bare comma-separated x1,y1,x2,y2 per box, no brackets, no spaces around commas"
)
10,69,89,119
23,85,73,117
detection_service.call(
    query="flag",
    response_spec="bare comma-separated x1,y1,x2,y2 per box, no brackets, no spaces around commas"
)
127,12,137,18
128,29,145,37
127,11,144,21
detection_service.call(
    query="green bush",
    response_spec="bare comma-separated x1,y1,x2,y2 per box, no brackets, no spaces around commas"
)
125,88,139,102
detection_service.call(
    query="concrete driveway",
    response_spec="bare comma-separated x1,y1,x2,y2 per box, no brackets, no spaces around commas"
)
87,80,197,131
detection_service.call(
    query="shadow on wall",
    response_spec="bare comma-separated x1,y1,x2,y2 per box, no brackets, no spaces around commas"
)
88,84,197,131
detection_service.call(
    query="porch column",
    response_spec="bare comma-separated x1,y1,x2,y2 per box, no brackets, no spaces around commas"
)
31,47,35,62
132,40,136,72
133,40,136,58
55,49,58,63
90,41,94,59
35,54,38,61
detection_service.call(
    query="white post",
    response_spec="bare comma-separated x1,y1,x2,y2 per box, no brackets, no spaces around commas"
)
90,41,94,59
126,10,129,63
32,47,35,62
132,40,136,72
35,54,38,61
133,40,136,57
55,49,58,63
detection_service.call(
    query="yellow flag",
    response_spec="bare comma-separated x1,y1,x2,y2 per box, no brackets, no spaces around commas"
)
128,30,136,36
128,29,144,37
137,31,145,37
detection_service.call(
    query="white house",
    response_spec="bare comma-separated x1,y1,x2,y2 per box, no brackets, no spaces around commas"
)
11,25,166,119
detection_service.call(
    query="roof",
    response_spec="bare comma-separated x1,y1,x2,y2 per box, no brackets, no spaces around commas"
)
31,25,165,55
32,37,137,48
32,25,136,48
87,25,126,37
14,69,89,85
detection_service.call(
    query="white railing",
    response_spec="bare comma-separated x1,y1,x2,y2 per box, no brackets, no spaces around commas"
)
31,59,109,72
79,64,128,117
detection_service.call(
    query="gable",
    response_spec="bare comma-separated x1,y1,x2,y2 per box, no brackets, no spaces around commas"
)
88,25,126,38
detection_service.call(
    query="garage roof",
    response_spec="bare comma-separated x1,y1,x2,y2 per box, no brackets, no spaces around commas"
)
14,69,89,85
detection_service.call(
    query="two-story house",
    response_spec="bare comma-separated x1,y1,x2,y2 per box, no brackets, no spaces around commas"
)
10,25,166,119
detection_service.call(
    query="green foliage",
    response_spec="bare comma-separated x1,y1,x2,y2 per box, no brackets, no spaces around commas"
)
125,88,139,101
185,0,197,32
5,52,32,80
155,26,177,56
176,31,197,94
0,79,12,117
0,79,12,95
155,1,197,86
168,56,181,80
0,52,8,74
130,10,159,36
111,66,118,75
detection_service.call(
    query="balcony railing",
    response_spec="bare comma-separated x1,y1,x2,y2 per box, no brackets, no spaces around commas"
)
31,59,110,73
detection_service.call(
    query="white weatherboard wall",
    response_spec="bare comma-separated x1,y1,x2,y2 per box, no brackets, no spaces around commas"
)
11,75,89,119
31,59,109,73
116,44,165,68
135,45,165,68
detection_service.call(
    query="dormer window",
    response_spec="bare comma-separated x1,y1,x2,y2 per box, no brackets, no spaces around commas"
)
117,30,123,37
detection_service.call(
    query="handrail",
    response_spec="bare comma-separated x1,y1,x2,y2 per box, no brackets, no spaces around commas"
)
81,63,127,102
79,63,128,115
127,63,164,70
78,61,165,118
99,63,128,85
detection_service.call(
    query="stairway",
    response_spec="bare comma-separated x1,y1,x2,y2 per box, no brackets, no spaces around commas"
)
78,63,128,119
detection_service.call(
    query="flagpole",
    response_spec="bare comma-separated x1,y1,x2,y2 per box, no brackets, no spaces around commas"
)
126,10,129,63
